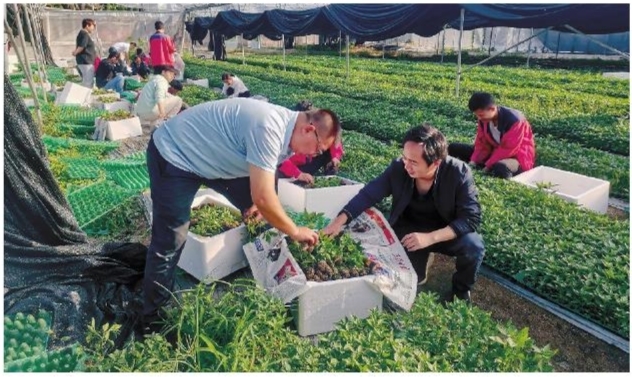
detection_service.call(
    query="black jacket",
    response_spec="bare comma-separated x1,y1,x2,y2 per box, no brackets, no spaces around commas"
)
342,156,481,237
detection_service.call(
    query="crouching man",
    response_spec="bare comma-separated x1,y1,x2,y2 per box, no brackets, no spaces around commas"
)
323,124,485,303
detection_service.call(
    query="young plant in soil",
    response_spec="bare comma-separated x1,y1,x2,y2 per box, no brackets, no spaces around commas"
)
295,176,346,189
92,88,115,96
99,110,134,122
97,96,119,104
289,232,376,282
189,203,242,237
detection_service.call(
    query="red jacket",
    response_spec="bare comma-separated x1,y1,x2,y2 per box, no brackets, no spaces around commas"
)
470,106,536,171
279,142,344,178
149,32,175,67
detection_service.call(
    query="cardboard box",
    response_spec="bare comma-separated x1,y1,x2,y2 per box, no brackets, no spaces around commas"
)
178,190,250,282
278,176,365,219
511,166,610,213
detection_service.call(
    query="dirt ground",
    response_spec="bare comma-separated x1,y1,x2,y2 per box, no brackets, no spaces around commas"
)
419,253,630,373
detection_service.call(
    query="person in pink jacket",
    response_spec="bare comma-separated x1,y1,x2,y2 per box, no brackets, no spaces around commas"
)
149,21,175,75
277,101,344,184
448,92,535,179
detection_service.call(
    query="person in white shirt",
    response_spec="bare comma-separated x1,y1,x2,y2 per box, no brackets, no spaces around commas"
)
134,65,182,130
111,41,136,66
221,72,251,98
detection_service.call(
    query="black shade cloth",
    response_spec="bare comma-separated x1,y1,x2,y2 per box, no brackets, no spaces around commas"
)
4,76,148,348
186,4,629,43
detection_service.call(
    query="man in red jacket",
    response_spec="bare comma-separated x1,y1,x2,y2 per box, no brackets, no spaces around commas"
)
149,20,175,75
448,92,536,179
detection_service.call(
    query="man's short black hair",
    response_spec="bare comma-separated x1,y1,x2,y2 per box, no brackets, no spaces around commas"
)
136,48,143,56
82,19,95,28
402,124,448,165
155,21,164,30
221,72,234,81
468,92,496,112
170,80,183,91
294,100,313,111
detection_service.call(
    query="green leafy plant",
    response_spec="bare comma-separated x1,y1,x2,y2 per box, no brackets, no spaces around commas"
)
190,203,242,237
99,110,135,122
296,176,346,189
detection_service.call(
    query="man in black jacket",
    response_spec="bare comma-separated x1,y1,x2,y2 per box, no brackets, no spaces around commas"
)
323,124,485,303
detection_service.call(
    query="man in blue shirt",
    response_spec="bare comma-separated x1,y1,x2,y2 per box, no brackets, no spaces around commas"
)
143,98,341,334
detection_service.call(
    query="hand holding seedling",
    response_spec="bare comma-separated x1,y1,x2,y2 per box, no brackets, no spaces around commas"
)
330,157,341,168
401,232,435,251
291,226,319,246
243,204,263,221
297,172,315,184
322,212,348,237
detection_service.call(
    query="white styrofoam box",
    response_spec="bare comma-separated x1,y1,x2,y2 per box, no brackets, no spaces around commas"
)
603,72,629,80
511,166,610,213
95,100,132,112
295,276,383,336
55,82,92,106
23,98,35,107
21,79,51,91
65,67,79,76
54,58,69,68
187,78,209,88
94,116,142,141
278,176,365,219
91,91,121,105
178,190,249,282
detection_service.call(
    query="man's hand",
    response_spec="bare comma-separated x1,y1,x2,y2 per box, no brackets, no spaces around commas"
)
330,158,341,168
290,227,319,246
401,232,435,252
468,161,479,169
243,204,263,221
71,50,76,56
297,172,314,184
322,213,348,237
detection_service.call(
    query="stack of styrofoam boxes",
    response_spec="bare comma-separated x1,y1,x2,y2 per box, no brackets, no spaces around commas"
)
178,189,250,282
276,176,382,336
294,276,383,336
278,176,365,220
55,82,92,107
94,114,142,141
511,166,610,213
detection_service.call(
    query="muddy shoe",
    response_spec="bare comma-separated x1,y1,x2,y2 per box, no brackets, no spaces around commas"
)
417,253,435,287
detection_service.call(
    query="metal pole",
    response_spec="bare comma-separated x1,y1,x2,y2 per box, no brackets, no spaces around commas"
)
5,17,43,127
564,24,630,59
526,28,534,68
23,5,48,101
282,34,286,71
555,31,561,59
440,24,446,63
465,27,552,71
382,40,385,59
488,27,494,56
241,33,245,64
346,34,350,79
455,8,464,98
339,30,342,57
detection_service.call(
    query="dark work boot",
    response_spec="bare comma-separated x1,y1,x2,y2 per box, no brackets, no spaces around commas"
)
451,288,471,305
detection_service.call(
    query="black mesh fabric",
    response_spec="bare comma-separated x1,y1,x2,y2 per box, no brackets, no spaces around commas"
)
4,75,148,348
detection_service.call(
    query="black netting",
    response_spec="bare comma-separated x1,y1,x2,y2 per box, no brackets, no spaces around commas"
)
4,75,148,348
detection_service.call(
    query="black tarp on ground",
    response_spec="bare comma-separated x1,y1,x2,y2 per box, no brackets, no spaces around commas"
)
187,4,629,43
3,76,148,348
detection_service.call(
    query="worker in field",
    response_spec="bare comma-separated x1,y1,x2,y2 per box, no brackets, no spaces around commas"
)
221,72,251,98
134,65,182,131
277,100,344,184
166,80,190,112
94,50,127,93
448,92,536,179
149,20,176,75
142,98,341,335
323,124,485,304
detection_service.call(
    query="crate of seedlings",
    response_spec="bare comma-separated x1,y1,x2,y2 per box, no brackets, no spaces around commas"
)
90,88,120,103
93,110,142,141
66,181,136,227
93,95,132,112
278,175,364,219
177,189,250,282
58,107,107,126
